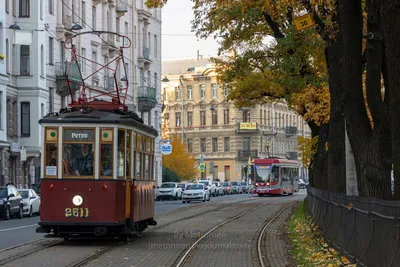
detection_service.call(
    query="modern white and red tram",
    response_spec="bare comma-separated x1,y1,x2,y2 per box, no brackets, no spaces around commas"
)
251,158,300,196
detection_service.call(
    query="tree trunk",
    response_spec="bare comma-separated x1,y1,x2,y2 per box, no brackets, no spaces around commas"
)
310,123,329,190
382,1,400,199
326,36,346,193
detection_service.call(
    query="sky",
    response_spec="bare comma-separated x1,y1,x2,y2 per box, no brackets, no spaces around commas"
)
161,0,220,60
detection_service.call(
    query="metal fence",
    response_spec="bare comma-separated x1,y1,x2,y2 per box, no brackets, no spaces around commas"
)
305,187,400,267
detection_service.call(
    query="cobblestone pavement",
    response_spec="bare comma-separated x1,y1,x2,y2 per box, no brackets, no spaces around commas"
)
1,192,305,267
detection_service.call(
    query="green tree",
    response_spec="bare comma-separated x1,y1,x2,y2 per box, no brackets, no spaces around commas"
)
162,166,181,182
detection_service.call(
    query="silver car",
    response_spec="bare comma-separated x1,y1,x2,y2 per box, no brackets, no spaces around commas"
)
18,189,40,217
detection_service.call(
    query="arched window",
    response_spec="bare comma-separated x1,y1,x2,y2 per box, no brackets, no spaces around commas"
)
40,45,44,76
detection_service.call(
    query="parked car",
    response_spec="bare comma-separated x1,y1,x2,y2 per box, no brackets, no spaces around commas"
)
213,181,224,196
177,182,186,192
30,183,41,195
222,182,233,195
198,180,217,197
18,189,41,217
230,181,241,194
240,182,250,193
156,182,183,200
182,183,210,203
0,184,23,220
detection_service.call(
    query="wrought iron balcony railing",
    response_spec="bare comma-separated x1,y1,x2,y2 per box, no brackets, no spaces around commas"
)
237,150,258,161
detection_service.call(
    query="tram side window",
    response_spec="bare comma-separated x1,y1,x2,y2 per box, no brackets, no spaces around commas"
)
145,154,149,179
271,166,279,183
100,144,112,177
45,143,58,176
44,128,58,177
117,130,126,178
126,130,132,178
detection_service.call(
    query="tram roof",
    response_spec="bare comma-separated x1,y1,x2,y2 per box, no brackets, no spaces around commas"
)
39,108,158,137
252,158,299,165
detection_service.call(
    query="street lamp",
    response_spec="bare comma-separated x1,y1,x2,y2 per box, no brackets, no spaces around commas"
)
162,76,184,144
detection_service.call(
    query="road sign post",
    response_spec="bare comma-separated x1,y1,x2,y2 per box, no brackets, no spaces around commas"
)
199,163,205,173
293,14,315,31
161,143,172,155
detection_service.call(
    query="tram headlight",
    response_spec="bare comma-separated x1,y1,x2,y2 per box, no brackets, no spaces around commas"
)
72,195,83,206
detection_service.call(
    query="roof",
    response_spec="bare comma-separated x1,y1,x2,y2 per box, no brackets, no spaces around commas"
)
253,158,299,164
162,57,214,76
39,109,158,137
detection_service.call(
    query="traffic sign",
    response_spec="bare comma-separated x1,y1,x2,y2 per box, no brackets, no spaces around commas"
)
161,143,172,155
293,14,314,31
199,163,205,172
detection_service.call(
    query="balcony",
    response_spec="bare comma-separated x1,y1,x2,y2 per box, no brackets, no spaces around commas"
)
137,86,157,112
116,0,128,15
138,47,152,70
285,126,298,136
101,33,118,55
237,150,258,161
55,61,80,97
286,151,298,160
236,122,259,133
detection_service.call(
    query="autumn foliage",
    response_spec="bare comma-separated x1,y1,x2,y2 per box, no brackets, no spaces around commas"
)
162,136,198,181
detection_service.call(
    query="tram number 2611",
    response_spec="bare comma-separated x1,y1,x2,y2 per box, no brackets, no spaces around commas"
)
65,208,90,218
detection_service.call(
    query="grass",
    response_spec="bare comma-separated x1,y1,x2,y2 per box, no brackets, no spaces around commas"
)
287,202,355,267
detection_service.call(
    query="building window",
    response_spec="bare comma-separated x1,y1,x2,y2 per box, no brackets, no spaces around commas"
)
154,35,157,56
187,139,193,153
20,45,30,75
6,0,9,13
200,84,205,99
243,110,250,122
154,72,157,90
40,45,44,76
200,111,206,126
92,6,96,30
260,109,262,124
20,0,30,17
6,39,10,74
200,138,206,153
224,166,230,181
49,37,54,65
224,137,230,152
49,0,54,14
243,137,250,151
212,110,217,125
187,111,193,126
175,87,181,100
21,102,30,136
175,112,181,127
211,83,217,98
81,48,86,73
92,51,97,72
224,109,229,124
264,110,267,125
81,1,86,27
286,114,289,127
116,18,120,40
40,0,43,19
212,138,218,152
12,0,16,16
187,85,193,99
49,87,54,113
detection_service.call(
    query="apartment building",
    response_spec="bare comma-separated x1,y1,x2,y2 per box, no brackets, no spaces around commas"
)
0,0,162,186
162,58,311,182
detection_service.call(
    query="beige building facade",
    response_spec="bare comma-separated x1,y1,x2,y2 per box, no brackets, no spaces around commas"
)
161,58,311,182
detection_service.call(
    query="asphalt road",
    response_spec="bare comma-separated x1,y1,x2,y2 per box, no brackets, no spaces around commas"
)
0,193,253,250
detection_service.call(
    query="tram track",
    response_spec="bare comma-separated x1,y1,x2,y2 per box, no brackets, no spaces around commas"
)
0,197,261,267
173,200,296,267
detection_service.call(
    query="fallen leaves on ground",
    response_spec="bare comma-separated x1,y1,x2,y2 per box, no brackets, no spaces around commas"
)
288,202,356,267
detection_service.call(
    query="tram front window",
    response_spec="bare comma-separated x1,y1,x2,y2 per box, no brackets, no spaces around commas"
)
255,165,278,183
64,144,94,176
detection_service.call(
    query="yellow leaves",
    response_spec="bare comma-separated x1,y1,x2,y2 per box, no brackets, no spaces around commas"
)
289,203,352,266
297,136,318,168
162,136,198,181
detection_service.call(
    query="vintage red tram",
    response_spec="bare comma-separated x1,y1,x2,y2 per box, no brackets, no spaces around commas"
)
250,158,300,196
36,31,158,238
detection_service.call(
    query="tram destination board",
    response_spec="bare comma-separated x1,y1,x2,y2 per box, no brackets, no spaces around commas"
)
64,129,95,142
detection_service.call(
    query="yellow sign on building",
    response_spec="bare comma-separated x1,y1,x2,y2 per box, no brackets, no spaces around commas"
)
293,14,315,31
240,122,257,130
